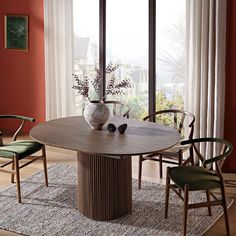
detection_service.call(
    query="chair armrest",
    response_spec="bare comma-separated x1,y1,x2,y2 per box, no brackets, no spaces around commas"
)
0,115,35,122
181,138,233,166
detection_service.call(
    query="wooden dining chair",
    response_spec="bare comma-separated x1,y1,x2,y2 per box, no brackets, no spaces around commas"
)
0,115,48,203
164,137,233,236
103,100,130,118
138,109,195,189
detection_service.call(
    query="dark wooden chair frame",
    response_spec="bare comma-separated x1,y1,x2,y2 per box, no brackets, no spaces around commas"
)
84,100,130,118
0,115,48,203
165,137,233,236
138,109,195,189
92,100,130,118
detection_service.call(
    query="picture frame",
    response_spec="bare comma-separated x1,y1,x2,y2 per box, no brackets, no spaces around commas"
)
4,14,28,51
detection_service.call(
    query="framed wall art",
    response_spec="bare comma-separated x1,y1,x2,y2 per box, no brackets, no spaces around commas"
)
4,15,29,50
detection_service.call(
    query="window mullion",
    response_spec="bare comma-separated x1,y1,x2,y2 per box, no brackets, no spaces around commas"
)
149,0,156,117
99,0,106,100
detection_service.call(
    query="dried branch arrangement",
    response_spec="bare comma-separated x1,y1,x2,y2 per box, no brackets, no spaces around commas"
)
72,64,132,101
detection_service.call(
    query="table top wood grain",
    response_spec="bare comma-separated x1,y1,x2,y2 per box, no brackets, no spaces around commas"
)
30,116,180,156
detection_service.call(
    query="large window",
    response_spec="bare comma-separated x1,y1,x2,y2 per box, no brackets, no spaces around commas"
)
156,0,186,111
106,0,148,119
73,0,186,119
73,0,99,114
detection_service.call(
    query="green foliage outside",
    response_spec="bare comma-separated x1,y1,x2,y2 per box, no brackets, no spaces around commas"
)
126,90,184,121
155,90,184,127
126,96,148,120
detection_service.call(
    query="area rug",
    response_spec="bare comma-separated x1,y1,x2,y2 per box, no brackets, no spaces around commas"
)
0,164,233,236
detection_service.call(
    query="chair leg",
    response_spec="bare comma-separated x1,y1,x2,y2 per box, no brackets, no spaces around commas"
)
178,151,183,196
159,154,163,178
11,158,15,183
178,150,183,166
183,185,189,236
164,167,171,219
42,146,48,187
206,190,212,216
221,185,230,236
190,146,194,165
138,155,143,190
14,156,21,203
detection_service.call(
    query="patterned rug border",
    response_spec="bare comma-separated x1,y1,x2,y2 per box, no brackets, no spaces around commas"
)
0,164,233,236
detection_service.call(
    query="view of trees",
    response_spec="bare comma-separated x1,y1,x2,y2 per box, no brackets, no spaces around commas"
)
126,90,183,120
126,96,147,120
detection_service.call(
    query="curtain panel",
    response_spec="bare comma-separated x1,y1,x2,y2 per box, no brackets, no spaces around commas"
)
185,0,227,156
44,0,74,120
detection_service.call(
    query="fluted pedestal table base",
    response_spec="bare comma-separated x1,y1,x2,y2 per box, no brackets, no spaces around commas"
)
77,152,132,220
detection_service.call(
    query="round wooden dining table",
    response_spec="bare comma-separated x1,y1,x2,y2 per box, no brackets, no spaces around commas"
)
30,116,180,221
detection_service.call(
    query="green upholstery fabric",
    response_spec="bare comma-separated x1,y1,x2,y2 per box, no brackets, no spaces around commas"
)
0,141,43,159
169,166,221,191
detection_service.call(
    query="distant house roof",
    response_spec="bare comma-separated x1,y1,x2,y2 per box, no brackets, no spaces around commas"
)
74,37,90,60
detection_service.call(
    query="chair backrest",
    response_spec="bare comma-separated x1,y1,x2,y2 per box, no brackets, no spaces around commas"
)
181,137,233,166
143,109,195,140
0,115,35,141
103,100,130,118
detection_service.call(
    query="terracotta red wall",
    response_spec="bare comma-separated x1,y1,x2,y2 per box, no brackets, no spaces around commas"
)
224,0,236,172
0,0,45,134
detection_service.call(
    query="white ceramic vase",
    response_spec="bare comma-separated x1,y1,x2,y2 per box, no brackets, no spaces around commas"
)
83,101,110,130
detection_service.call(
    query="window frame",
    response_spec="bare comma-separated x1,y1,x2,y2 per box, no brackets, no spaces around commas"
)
99,0,184,118
99,0,173,119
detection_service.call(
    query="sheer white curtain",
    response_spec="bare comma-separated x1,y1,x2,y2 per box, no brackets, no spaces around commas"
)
185,0,227,144
44,0,74,120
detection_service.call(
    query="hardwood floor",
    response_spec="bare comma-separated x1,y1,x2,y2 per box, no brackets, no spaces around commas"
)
0,144,235,236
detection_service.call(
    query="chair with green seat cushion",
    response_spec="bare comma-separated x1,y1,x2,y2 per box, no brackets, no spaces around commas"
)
164,137,233,236
169,166,222,190
0,115,48,203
